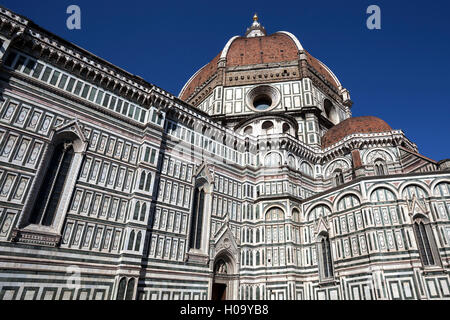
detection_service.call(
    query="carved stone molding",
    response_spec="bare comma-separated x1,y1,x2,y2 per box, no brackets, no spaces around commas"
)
186,251,210,265
10,228,61,247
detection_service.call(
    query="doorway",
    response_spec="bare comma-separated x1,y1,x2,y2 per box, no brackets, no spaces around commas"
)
212,283,227,301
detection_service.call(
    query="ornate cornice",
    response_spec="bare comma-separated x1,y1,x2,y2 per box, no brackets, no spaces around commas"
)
0,6,153,107
10,228,61,247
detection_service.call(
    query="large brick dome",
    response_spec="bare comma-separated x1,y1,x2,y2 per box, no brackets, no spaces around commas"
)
321,116,393,149
179,25,343,103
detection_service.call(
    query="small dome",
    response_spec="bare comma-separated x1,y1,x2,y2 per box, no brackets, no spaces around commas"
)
321,116,392,149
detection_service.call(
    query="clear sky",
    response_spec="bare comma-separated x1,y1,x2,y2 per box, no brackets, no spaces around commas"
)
2,0,449,160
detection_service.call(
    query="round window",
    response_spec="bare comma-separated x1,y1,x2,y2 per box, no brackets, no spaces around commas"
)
253,95,272,111
246,85,280,112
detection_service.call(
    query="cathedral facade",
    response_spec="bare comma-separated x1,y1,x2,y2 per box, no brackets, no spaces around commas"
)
0,7,449,300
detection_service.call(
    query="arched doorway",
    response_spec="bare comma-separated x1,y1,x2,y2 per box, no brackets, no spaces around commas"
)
211,254,236,300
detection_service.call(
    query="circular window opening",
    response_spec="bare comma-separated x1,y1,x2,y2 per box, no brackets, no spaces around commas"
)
261,121,274,135
244,126,253,135
253,95,272,111
246,85,280,112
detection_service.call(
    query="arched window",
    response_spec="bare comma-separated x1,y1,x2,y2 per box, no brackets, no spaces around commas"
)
125,278,135,300
29,141,75,226
127,230,135,251
371,187,396,202
324,99,339,124
282,123,291,135
318,234,334,280
374,159,387,176
413,218,440,267
256,251,260,266
134,231,142,252
333,169,344,186
287,155,296,169
139,172,146,190
244,126,253,136
265,152,282,167
265,207,285,222
300,162,314,177
140,203,147,222
307,205,331,222
133,202,140,220
145,173,152,192
189,187,205,250
337,194,361,211
116,277,127,300
261,121,274,135
434,182,450,197
404,185,427,198
292,209,300,223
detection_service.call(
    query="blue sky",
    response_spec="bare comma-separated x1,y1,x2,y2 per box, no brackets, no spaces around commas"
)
2,0,449,160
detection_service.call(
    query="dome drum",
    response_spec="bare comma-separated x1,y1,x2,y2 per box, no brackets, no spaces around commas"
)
236,114,297,138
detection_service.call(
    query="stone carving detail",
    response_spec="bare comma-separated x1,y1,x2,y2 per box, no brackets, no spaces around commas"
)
365,149,393,164
325,159,350,178
215,259,228,274
211,225,240,273
10,229,61,247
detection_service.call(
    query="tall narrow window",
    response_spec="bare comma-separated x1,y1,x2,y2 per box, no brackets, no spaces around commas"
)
116,277,136,300
116,277,127,300
374,159,387,176
189,187,205,250
125,278,135,300
30,142,75,226
133,202,140,220
333,170,344,187
140,203,147,222
134,232,142,252
139,172,146,190
413,219,438,267
145,173,152,192
318,235,334,280
128,230,135,250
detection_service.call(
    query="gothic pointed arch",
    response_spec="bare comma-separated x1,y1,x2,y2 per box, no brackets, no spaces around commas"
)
411,214,441,268
317,232,334,281
15,119,88,245
211,226,240,300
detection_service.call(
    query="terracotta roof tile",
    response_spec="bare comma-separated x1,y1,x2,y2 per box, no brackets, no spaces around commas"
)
180,52,221,101
226,33,299,66
322,116,392,149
